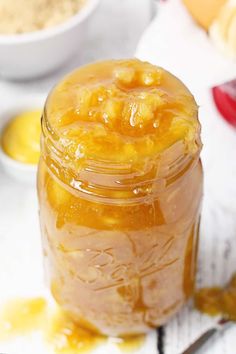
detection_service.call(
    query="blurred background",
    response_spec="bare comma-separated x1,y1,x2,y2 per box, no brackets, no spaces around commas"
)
0,1,236,353
0,0,156,88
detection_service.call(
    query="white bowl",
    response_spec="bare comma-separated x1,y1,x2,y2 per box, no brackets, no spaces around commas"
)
0,95,46,185
0,0,100,80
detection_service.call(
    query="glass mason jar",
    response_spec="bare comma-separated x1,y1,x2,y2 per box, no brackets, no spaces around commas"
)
37,59,203,337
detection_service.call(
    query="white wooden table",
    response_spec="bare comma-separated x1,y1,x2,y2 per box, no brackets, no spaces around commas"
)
0,1,235,354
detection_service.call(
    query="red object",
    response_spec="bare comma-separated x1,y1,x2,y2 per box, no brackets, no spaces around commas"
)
212,80,236,127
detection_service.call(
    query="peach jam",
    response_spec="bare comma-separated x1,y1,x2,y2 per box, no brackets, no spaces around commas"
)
37,59,203,337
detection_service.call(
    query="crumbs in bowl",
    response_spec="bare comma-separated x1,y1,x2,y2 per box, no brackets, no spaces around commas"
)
0,0,86,35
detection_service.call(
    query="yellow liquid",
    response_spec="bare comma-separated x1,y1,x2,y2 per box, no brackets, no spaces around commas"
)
117,335,146,352
0,298,47,339
46,310,105,354
195,273,236,320
0,298,145,353
1,110,42,164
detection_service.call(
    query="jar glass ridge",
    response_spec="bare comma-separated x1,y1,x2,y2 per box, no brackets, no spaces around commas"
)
41,109,201,204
